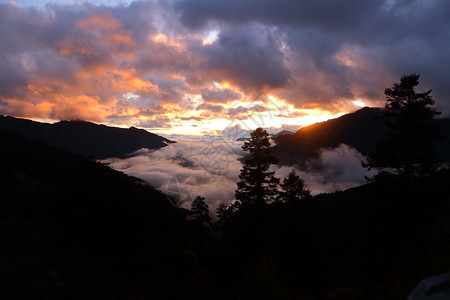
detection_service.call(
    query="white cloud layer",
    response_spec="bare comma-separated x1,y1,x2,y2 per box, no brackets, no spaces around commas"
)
102,137,375,214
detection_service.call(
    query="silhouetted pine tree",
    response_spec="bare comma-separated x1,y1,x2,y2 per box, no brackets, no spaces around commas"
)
235,128,280,207
189,196,211,228
365,73,442,180
277,170,311,204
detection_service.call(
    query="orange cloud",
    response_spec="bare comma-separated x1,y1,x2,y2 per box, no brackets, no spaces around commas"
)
59,11,135,56
107,32,135,47
153,34,186,51
1,95,107,122
59,40,99,56
45,95,108,122
73,68,158,94
11,51,159,123
76,11,122,31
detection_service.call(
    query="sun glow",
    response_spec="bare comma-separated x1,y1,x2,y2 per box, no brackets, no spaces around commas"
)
352,100,366,107
286,110,344,127
138,92,344,136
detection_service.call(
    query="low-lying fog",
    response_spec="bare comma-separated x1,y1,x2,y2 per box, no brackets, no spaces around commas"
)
102,135,374,212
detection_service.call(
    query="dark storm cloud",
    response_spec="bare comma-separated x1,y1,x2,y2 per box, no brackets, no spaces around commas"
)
0,4,77,95
175,0,450,113
193,24,291,92
176,0,379,31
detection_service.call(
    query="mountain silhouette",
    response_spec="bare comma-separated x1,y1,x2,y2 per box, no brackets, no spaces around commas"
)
272,107,450,165
0,127,209,298
0,115,174,159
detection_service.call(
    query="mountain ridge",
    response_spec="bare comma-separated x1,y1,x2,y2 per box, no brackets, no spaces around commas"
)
272,107,450,166
0,126,204,298
0,115,174,159
272,129,295,139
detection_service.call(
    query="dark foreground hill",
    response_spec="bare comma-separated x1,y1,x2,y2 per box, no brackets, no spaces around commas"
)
213,170,450,299
0,128,208,299
0,115,174,159
2,126,450,299
272,107,450,165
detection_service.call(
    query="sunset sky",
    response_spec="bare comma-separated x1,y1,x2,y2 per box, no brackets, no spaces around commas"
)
1,0,449,135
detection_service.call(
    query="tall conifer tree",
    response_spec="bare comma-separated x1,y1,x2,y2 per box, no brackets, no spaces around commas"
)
189,196,211,227
365,74,441,179
235,128,280,207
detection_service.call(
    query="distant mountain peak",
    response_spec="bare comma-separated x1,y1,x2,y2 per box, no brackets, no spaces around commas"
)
272,130,295,139
0,115,175,159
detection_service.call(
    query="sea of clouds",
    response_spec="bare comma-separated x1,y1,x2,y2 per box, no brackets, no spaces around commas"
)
101,135,375,214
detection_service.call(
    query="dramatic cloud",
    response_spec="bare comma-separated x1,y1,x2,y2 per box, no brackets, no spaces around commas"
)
1,0,449,134
102,139,374,214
